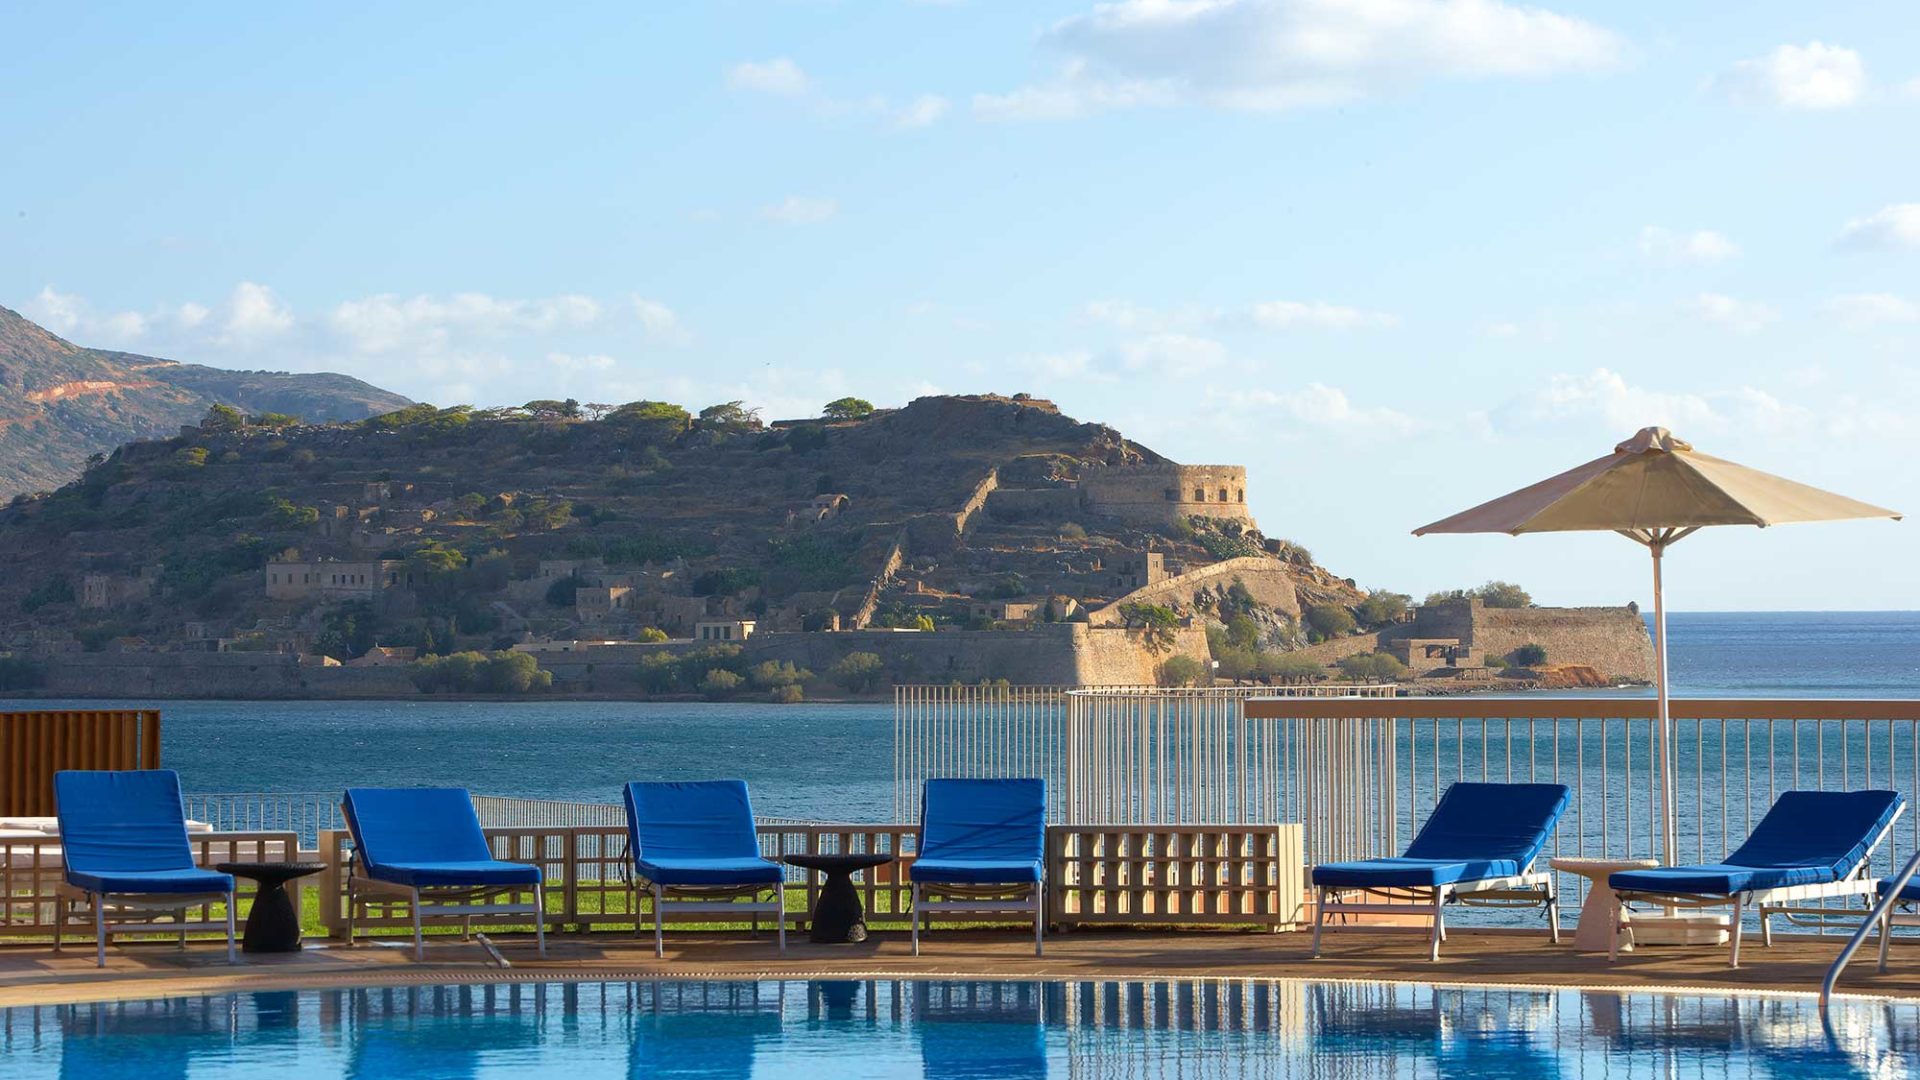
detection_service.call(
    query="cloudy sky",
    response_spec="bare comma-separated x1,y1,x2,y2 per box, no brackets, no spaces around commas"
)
6,2,1917,610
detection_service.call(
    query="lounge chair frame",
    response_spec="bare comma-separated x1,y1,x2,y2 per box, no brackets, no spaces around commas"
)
1312,870,1559,962
628,873,786,959
340,840,547,962
910,880,1044,957
1612,803,1901,968
52,883,236,968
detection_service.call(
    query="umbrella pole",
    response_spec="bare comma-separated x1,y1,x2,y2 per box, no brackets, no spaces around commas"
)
1651,540,1676,866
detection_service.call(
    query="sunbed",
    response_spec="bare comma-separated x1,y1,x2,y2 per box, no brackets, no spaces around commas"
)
623,780,786,957
341,787,547,960
1609,788,1904,967
910,778,1047,956
1311,781,1571,961
52,769,236,967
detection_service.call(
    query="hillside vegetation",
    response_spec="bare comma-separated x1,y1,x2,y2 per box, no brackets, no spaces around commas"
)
0,305,412,497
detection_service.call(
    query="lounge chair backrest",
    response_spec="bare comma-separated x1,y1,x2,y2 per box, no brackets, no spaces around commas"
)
623,780,763,862
1726,789,1903,873
53,769,197,876
1403,782,1571,867
919,778,1046,863
342,788,493,871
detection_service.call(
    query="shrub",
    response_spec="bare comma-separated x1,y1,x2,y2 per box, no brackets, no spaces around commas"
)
699,668,743,699
1510,642,1548,667
785,425,829,454
1118,602,1180,653
410,650,552,694
545,574,582,607
1057,522,1087,541
831,651,885,692
1224,614,1262,651
1484,654,1509,669
201,403,246,431
748,660,811,690
692,567,760,596
823,397,875,421
637,627,669,643
1477,581,1533,609
21,575,74,613
1355,590,1411,627
1337,652,1408,683
1258,653,1326,683
770,684,805,704
1158,655,1207,687
1304,605,1357,640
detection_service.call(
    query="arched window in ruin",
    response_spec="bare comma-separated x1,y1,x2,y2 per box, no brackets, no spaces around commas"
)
1219,488,1229,501
1237,489,1245,502
1193,487,1206,501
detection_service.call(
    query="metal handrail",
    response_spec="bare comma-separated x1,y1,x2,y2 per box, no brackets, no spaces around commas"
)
1820,846,1920,1009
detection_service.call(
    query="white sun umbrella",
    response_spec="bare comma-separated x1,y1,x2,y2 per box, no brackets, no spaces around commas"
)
1413,427,1901,864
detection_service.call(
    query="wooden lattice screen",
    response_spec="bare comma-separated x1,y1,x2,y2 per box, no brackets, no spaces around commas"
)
0,710,162,816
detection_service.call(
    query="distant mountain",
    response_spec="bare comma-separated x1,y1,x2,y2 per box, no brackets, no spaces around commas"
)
0,305,413,498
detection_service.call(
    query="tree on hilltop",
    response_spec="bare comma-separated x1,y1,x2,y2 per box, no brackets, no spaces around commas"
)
697,401,762,433
201,403,245,432
823,397,874,421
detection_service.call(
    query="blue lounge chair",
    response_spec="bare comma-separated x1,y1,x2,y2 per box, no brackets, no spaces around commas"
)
341,787,546,960
52,769,236,967
1609,789,1903,967
910,778,1047,956
1311,782,1570,961
623,780,786,957
1872,875,1920,972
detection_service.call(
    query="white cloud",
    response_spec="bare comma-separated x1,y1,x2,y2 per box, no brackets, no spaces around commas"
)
726,58,812,97
1839,203,1920,251
1082,297,1395,331
1111,333,1228,373
891,94,952,129
976,0,1624,121
1715,42,1865,110
23,286,149,345
1639,226,1739,263
1241,383,1418,436
329,292,601,353
1494,368,1816,438
173,302,210,330
1685,293,1777,334
546,351,617,371
1249,299,1399,330
759,196,839,225
222,281,295,341
630,296,690,344
1828,293,1920,329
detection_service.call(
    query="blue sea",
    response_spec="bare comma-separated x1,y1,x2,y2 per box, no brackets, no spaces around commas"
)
7,612,1917,820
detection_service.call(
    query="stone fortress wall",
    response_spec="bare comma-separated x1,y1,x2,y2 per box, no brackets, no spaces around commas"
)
1079,464,1253,527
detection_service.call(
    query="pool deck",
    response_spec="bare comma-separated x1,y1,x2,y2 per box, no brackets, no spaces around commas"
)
4,929,1919,1007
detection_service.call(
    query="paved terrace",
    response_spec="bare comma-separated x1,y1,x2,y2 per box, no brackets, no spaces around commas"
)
5,930,1918,1008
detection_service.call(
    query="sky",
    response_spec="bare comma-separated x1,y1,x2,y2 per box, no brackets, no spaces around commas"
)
4,1,1917,611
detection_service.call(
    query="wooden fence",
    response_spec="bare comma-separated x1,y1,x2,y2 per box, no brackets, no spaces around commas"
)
0,831,296,938
312,822,1305,939
0,711,161,816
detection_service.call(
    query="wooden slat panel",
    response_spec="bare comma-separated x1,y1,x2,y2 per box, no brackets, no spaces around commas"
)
1244,697,1920,721
0,711,162,816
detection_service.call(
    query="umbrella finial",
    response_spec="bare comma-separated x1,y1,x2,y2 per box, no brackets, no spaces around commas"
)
1616,427,1691,455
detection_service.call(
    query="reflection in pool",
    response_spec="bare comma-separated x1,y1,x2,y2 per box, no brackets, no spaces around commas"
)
2,978,1915,1078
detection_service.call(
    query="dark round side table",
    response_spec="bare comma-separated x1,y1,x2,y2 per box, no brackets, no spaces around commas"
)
217,862,327,953
783,853,895,943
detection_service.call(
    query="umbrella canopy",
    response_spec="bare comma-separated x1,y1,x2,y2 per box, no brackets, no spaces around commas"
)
1412,426,1900,865
1415,427,1902,537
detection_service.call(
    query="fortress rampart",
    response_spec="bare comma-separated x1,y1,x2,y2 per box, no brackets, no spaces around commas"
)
1080,463,1253,526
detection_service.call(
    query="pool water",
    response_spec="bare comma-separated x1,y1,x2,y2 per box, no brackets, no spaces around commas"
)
3,978,1914,1078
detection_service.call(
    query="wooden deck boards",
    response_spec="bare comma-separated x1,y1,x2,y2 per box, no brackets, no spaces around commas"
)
4,929,1919,1008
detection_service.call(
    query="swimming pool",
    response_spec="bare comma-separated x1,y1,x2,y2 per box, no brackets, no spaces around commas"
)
3,978,1914,1077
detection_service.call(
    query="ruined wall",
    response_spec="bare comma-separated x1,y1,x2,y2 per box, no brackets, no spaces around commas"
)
742,623,1207,687
1088,556,1301,624
1080,463,1253,526
1468,605,1654,680
983,487,1083,522
27,654,417,698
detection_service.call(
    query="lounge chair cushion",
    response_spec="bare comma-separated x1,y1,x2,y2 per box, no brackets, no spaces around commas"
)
635,856,784,887
916,778,1046,888
65,866,236,896
1610,789,1903,898
1609,863,1836,896
360,859,542,889
343,788,513,888
911,857,1044,886
1878,878,1920,903
54,770,232,896
624,780,782,888
1313,857,1520,890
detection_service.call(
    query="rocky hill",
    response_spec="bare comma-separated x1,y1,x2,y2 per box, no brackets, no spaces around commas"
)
0,305,413,498
0,393,1367,674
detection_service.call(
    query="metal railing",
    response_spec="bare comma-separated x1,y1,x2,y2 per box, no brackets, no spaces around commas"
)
891,683,1394,823
182,791,341,844
1245,697,1920,921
